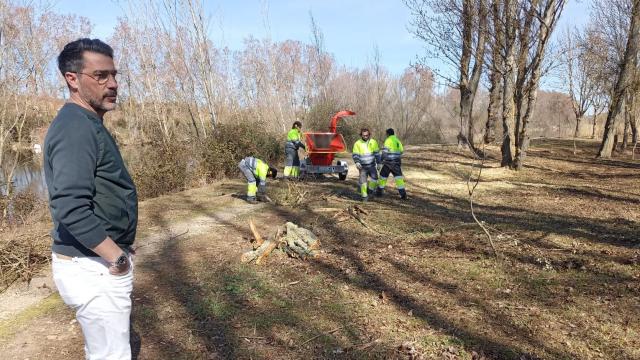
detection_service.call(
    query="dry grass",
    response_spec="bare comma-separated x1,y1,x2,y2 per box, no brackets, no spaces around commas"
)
1,138,639,359
121,138,639,359
0,205,51,292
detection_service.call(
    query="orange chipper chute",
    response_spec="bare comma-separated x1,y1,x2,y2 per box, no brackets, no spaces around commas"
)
329,110,356,133
304,110,356,167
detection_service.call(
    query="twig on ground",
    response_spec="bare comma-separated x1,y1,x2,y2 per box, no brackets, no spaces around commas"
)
169,229,189,240
299,326,346,347
347,338,381,352
466,143,499,258
348,206,371,229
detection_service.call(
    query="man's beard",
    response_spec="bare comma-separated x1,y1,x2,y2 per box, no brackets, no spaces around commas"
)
89,93,117,112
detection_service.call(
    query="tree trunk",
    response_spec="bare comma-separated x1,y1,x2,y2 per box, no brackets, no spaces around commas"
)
500,0,517,167
628,91,638,146
574,115,582,139
458,0,487,156
485,72,501,144
459,89,474,144
631,112,638,146
485,8,502,145
598,0,640,158
622,110,630,150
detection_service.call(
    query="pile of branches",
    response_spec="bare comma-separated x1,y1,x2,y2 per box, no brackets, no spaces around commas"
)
241,220,320,265
331,204,370,228
0,234,50,292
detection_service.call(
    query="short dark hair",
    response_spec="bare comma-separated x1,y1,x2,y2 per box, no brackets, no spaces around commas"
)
292,121,302,129
360,128,370,135
57,38,114,75
386,128,395,136
268,166,278,179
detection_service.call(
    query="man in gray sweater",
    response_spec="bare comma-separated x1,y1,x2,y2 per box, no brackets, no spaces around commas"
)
44,38,137,360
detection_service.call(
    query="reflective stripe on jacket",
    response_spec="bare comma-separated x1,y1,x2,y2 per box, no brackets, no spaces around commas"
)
286,128,305,150
243,156,269,185
382,135,404,161
352,138,380,165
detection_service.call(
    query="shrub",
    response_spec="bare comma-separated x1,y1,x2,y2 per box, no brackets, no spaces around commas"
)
200,122,282,180
130,141,190,200
0,188,44,226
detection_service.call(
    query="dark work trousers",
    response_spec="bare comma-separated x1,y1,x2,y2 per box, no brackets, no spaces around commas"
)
284,146,300,177
380,160,403,178
379,160,406,197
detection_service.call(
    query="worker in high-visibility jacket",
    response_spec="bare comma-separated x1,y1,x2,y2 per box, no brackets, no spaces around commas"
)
238,156,277,203
352,128,382,201
284,121,305,179
379,128,407,199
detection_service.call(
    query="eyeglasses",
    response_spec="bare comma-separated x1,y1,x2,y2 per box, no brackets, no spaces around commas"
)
74,70,119,85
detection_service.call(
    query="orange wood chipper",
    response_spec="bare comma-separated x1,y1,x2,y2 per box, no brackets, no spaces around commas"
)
300,110,355,180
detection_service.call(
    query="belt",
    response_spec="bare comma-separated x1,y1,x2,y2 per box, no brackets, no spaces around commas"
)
53,253,104,260
54,253,74,260
54,249,131,261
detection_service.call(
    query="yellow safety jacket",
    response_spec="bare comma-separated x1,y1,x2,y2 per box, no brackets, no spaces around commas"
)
352,138,380,166
286,128,305,150
382,135,404,161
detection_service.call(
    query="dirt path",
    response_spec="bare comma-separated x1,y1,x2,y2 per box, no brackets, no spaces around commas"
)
0,182,261,359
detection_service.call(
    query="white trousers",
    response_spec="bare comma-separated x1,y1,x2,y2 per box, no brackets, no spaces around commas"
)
52,253,134,360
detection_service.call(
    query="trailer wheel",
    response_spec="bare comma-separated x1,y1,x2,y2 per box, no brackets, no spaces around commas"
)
337,160,348,180
299,161,307,180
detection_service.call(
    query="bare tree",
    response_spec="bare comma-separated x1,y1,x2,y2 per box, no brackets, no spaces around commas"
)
405,0,488,155
488,0,566,168
511,0,566,170
498,0,518,167
560,29,600,143
598,0,640,158
484,0,503,144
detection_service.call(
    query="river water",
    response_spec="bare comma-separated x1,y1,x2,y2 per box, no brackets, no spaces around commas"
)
0,158,47,198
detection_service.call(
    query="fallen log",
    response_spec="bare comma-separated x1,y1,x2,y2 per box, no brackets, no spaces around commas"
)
242,221,321,263
255,240,278,265
282,243,309,259
241,239,275,263
285,222,320,250
249,219,264,249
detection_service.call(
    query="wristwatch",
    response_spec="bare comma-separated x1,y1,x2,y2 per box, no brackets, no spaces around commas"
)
109,253,130,274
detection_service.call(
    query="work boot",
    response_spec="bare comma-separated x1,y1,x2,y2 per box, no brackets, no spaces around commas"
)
361,196,369,202
246,196,258,204
399,189,407,200
376,187,384,196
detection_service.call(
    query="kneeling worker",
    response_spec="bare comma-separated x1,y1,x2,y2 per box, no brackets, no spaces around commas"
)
379,128,407,199
352,128,381,201
238,156,277,203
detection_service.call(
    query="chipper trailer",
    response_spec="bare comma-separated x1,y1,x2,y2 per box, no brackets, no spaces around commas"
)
299,110,355,180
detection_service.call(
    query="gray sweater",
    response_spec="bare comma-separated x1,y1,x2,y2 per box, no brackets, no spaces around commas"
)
44,103,138,257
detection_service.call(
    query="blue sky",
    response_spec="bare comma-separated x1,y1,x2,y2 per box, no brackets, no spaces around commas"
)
53,0,590,75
